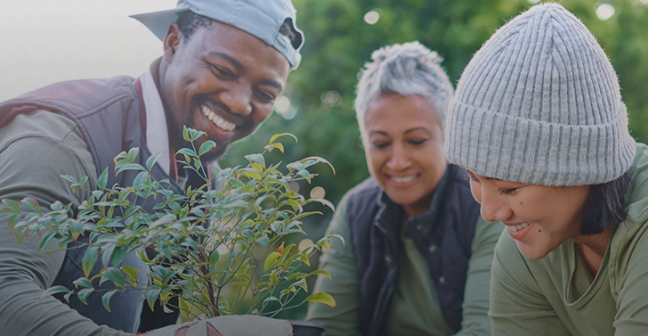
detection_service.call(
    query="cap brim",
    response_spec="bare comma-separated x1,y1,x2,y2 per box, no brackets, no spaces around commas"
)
130,6,191,40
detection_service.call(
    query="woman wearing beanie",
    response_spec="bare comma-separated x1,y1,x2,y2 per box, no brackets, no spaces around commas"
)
307,42,503,336
445,3,644,335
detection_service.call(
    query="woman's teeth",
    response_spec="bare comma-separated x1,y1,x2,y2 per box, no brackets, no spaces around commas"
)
201,105,236,131
508,222,531,232
391,175,417,183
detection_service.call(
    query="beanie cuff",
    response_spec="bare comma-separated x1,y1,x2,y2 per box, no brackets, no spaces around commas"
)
445,101,636,186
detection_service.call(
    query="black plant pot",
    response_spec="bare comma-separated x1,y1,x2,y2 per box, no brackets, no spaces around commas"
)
289,320,325,336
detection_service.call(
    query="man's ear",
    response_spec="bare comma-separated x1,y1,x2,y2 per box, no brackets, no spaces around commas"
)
163,23,182,64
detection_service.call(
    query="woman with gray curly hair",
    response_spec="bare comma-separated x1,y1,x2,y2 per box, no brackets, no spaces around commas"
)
306,42,502,336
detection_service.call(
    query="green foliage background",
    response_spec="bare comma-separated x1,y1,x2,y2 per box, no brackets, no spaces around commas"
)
220,0,648,317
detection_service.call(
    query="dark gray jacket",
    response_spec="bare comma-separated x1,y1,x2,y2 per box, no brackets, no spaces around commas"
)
345,165,480,336
0,76,183,333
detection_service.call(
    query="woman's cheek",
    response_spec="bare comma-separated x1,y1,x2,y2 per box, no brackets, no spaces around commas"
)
469,180,482,204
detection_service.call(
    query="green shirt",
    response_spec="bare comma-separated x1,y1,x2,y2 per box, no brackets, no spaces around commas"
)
0,110,132,336
306,189,504,336
490,143,648,335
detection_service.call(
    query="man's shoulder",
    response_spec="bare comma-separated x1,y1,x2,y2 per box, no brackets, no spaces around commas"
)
0,76,137,120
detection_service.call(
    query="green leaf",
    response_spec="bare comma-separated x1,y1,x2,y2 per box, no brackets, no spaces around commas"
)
101,244,116,268
111,246,129,267
209,250,220,264
40,286,71,301
308,269,332,281
102,290,118,312
176,148,197,158
303,292,337,310
37,231,55,255
61,175,78,185
199,141,217,156
264,251,281,271
122,265,139,282
269,133,298,145
97,168,109,190
256,236,269,248
244,153,265,167
104,268,126,287
82,246,99,277
146,287,162,311
73,278,93,289
146,152,163,172
182,126,190,142
21,198,40,214
132,171,149,189
2,199,20,213
77,288,95,305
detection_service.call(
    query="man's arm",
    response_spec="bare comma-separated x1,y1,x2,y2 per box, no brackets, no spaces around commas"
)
454,218,503,336
306,197,360,336
0,116,129,335
489,231,570,335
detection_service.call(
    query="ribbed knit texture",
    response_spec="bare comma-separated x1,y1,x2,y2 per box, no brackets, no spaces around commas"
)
445,3,636,186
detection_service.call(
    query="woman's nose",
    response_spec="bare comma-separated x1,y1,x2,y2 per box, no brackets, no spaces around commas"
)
479,188,513,223
386,145,411,171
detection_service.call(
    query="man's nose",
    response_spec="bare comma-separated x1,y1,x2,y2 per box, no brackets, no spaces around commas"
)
221,85,252,116
479,188,513,223
386,145,411,171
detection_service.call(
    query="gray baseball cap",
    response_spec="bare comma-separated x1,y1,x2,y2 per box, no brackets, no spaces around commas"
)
130,0,303,69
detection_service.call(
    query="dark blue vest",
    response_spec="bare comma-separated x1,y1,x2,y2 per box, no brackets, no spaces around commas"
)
345,165,480,336
0,76,185,333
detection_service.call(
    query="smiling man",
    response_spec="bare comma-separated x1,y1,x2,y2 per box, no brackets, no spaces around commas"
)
0,0,302,335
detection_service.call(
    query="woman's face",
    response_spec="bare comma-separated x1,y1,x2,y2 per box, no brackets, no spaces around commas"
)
364,94,447,217
467,171,590,259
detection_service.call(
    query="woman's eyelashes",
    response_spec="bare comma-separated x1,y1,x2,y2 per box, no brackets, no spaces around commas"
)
497,187,518,196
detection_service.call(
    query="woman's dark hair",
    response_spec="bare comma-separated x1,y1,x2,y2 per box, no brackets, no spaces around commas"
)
580,171,631,235
176,11,213,41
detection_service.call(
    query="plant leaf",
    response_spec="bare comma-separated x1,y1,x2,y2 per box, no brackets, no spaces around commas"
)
264,251,281,271
199,141,217,156
269,133,298,145
256,236,269,248
82,246,99,277
303,292,337,310
102,290,118,312
77,288,95,305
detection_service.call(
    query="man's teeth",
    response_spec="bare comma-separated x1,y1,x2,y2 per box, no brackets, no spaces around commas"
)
391,175,417,183
509,222,531,233
201,105,236,131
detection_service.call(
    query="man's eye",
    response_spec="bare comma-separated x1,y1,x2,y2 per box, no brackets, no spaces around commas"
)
212,65,234,78
257,90,275,103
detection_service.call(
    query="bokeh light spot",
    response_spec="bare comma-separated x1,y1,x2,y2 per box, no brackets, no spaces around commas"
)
364,10,380,25
299,238,314,252
596,3,615,20
310,186,326,199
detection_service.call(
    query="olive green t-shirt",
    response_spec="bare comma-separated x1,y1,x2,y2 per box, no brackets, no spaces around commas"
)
0,110,133,336
306,190,504,336
490,143,648,335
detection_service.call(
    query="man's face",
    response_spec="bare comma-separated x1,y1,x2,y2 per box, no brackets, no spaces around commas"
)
161,21,290,160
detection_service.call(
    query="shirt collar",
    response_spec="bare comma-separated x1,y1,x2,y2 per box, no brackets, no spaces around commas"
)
138,70,171,175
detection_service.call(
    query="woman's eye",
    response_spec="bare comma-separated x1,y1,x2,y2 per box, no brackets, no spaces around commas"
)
498,188,517,196
410,139,428,145
372,142,388,149
469,175,480,183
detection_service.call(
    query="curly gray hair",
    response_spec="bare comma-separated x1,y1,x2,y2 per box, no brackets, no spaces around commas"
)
355,41,453,146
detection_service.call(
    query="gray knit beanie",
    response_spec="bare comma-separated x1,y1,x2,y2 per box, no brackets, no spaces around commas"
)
444,3,636,186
